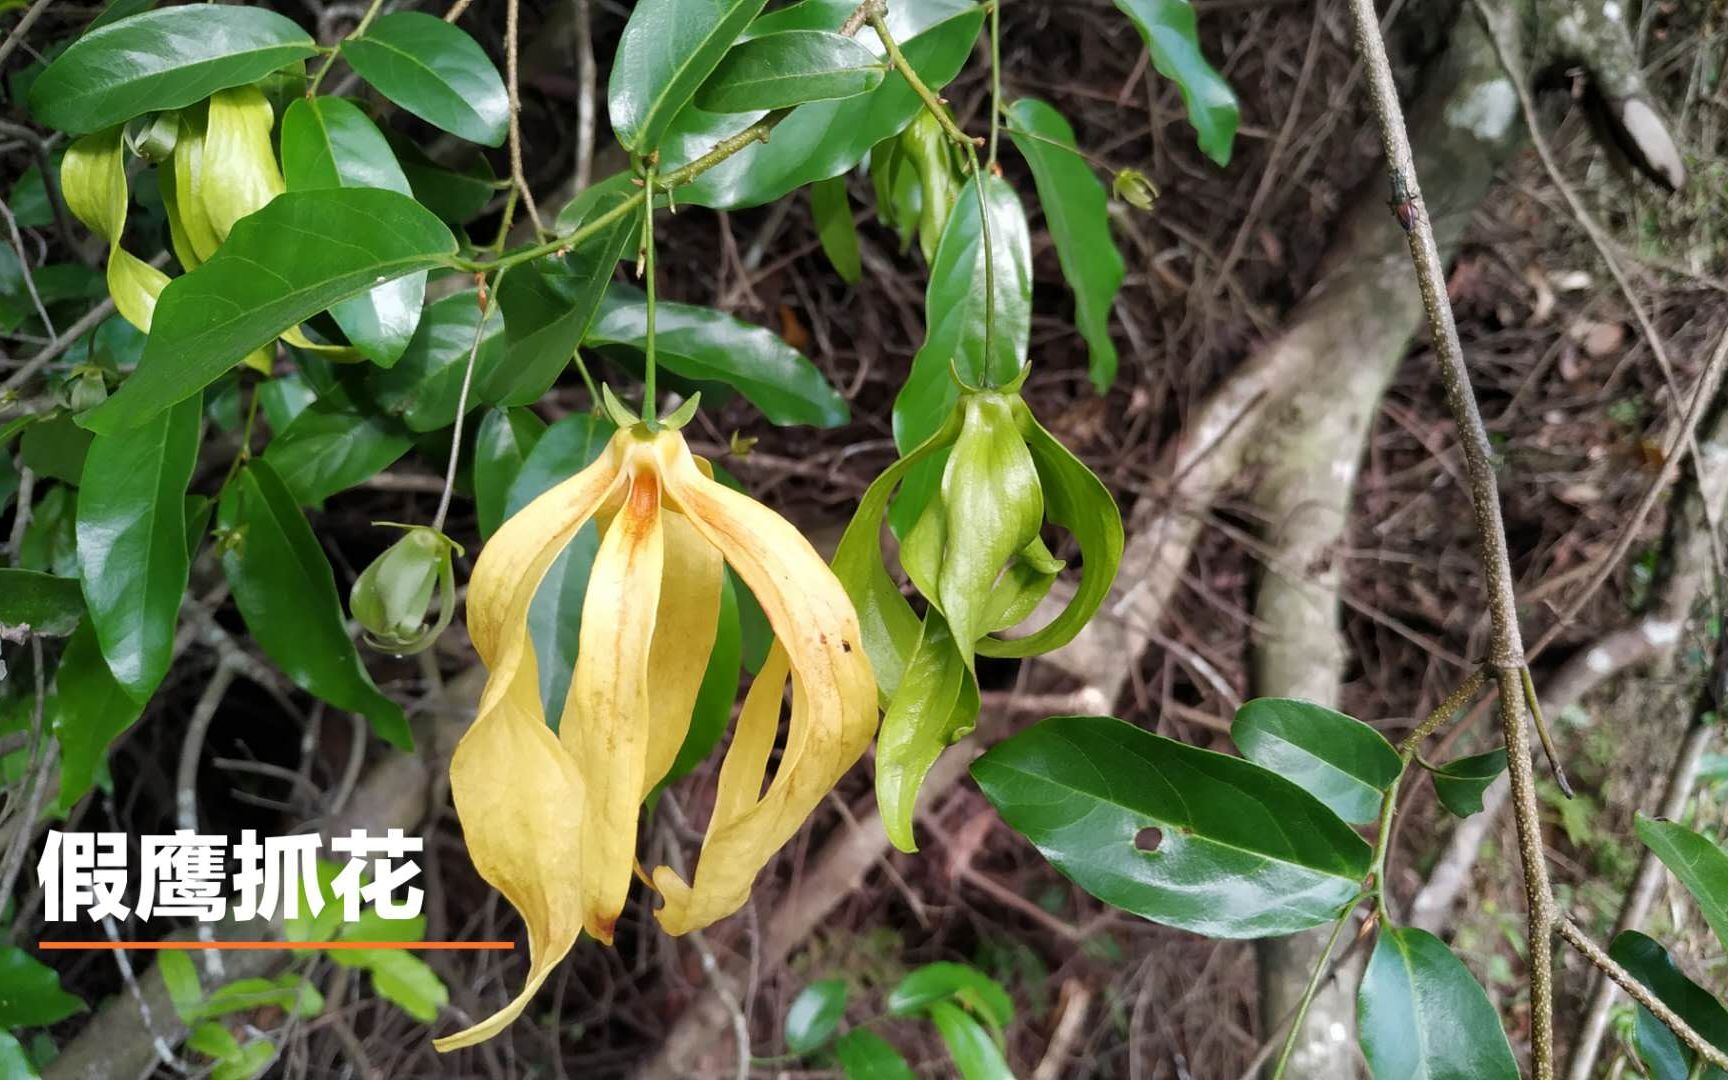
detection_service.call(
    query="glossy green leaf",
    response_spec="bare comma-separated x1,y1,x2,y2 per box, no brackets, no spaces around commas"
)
810,175,861,283
392,135,498,225
490,175,641,407
1637,814,1728,952
75,396,200,702
263,401,414,508
876,612,979,852
834,1029,917,1080
190,975,324,1022
1112,0,1238,166
84,189,457,435
661,573,743,789
158,950,202,1018
665,0,984,209
218,460,410,749
259,374,318,434
505,412,614,721
0,1033,36,1080
697,30,883,112
371,289,505,432
1231,698,1402,826
1610,930,1728,1080
588,284,848,427
972,714,1370,937
889,173,1031,532
53,621,144,812
1006,98,1125,391
1430,749,1508,818
281,97,426,368
330,946,448,1021
28,6,317,134
0,569,83,636
472,407,546,538
0,945,84,1027
343,12,508,147
20,414,93,485
87,0,158,32
1356,925,1519,1080
785,977,848,1054
888,962,1013,1030
973,396,1122,658
608,0,770,153
926,1001,1013,1080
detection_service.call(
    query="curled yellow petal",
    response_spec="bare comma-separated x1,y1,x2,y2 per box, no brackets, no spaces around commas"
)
564,458,664,943
61,128,168,333
640,504,724,795
169,105,222,265
201,86,284,241
650,433,877,934
436,434,625,1052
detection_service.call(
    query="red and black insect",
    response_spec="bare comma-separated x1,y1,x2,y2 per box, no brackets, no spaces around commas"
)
1388,171,1419,233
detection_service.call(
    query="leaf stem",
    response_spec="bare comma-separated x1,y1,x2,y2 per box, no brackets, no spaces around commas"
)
988,0,1002,166
1269,903,1359,1080
640,157,659,424
867,6,999,385
307,0,387,96
432,271,501,534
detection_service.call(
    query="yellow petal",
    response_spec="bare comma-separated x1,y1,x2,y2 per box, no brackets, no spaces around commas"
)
436,630,583,1051
468,431,628,665
648,431,877,934
170,105,222,264
640,504,724,795
201,86,284,241
107,248,170,333
562,459,664,943
60,128,126,243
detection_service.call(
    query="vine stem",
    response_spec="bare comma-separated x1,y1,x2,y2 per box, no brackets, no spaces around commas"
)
640,157,659,423
432,272,500,534
1269,904,1359,1080
867,6,1000,384
307,0,387,95
1557,919,1728,1071
1338,0,1558,1073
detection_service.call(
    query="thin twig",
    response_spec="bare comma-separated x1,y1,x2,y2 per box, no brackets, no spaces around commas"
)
1559,918,1728,1071
1340,0,1558,1071
505,0,547,235
571,0,596,191
0,0,53,69
0,200,58,341
431,276,499,533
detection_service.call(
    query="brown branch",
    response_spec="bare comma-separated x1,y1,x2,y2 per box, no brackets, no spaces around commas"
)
1558,919,1728,1072
1340,0,1558,1071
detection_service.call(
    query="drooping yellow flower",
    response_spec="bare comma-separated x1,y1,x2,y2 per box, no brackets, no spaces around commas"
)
435,420,877,1051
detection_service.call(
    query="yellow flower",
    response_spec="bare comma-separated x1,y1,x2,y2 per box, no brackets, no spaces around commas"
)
434,422,877,1051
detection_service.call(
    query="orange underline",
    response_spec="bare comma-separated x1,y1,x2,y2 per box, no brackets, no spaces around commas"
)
39,941,516,951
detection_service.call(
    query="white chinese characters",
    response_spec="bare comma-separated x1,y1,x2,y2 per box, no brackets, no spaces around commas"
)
39,829,424,924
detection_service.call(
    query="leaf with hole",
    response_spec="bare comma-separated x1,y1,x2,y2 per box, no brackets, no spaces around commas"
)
343,12,508,146
29,6,317,134
1006,97,1125,391
1637,814,1728,953
1230,698,1402,825
972,715,1370,937
1356,925,1519,1079
82,189,456,435
280,96,426,367
218,460,410,749
697,30,883,112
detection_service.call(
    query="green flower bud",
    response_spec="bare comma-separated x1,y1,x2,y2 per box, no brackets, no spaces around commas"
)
901,109,962,263
350,525,461,655
1113,168,1159,211
125,112,179,163
64,367,108,413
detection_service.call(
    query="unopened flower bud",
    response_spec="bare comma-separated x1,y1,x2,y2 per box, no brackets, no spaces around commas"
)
1113,168,1158,211
350,526,460,655
64,367,108,413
